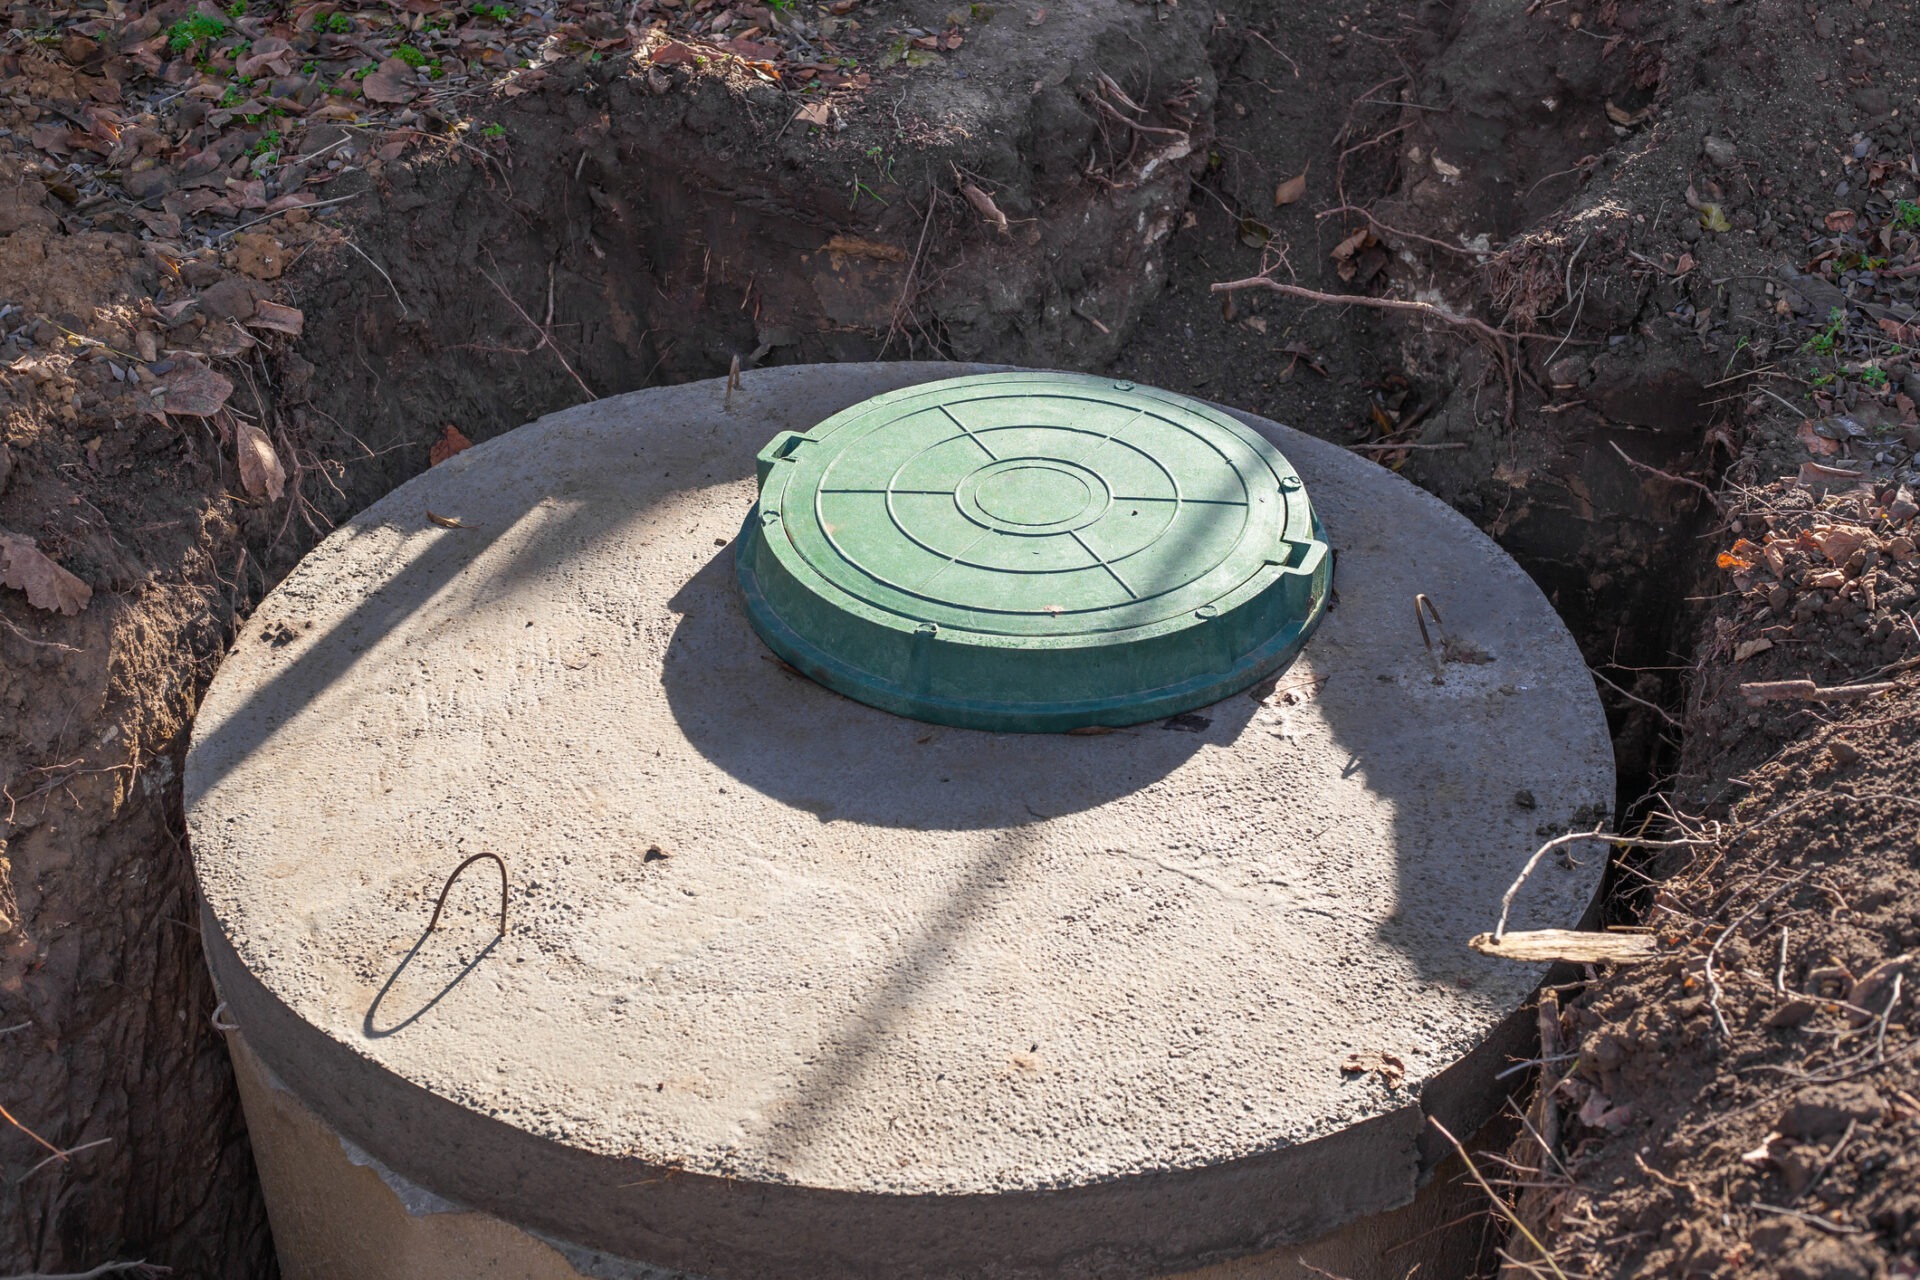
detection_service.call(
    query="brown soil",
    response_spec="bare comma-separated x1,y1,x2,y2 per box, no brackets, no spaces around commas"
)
1,0,1918,1274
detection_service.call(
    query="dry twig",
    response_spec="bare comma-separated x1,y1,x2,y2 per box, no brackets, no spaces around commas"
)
1428,1117,1570,1280
479,261,596,402
1211,276,1576,423
1494,827,1717,941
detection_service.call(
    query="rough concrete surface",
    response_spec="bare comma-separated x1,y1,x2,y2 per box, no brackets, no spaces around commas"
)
224,1023,1496,1280
185,363,1614,1278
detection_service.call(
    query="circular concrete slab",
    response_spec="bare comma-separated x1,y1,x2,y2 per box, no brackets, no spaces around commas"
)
186,363,1614,1279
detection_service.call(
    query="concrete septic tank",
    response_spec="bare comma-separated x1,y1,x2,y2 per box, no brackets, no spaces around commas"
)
185,362,1614,1280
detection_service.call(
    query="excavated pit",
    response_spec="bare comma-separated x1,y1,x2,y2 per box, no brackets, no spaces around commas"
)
2,0,1757,1273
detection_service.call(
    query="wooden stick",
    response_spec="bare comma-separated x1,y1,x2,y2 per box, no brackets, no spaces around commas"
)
1740,680,1897,704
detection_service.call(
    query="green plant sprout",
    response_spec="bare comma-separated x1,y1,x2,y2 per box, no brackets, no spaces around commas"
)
326,12,351,32
481,122,507,139
166,14,228,53
394,43,426,67
1895,199,1920,231
1861,365,1889,389
1803,306,1846,358
1721,334,1750,377
249,129,281,156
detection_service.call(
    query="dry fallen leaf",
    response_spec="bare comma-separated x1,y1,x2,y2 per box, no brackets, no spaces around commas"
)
236,35,293,79
1796,460,1870,490
1733,637,1774,662
1577,1089,1633,1131
246,300,304,336
794,100,833,128
1273,165,1309,207
236,420,286,501
1605,98,1654,127
1340,1050,1406,1088
0,531,92,615
1797,421,1842,457
362,57,423,105
155,361,233,417
1805,525,1872,564
429,424,474,466
426,510,468,529
960,182,1009,234
1330,226,1370,262
1878,316,1920,345
1716,537,1762,572
649,40,701,65
1825,208,1858,234
1848,957,1910,1026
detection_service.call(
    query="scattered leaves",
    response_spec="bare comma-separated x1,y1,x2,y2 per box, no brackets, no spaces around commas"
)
426,510,468,529
0,532,91,615
1340,1050,1406,1088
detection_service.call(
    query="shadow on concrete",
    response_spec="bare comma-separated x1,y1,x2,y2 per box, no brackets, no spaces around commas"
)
659,547,1259,831
746,821,1041,1172
364,927,502,1038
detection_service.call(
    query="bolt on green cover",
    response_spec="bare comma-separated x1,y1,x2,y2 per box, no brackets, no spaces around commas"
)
734,372,1331,732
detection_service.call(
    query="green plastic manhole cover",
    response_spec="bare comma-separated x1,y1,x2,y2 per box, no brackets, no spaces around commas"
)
734,372,1331,732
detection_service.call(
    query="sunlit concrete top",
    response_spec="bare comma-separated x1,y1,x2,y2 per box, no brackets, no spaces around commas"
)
185,363,1613,1279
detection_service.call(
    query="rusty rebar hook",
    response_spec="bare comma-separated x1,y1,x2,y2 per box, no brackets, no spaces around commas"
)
426,852,508,936
1414,593,1444,651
